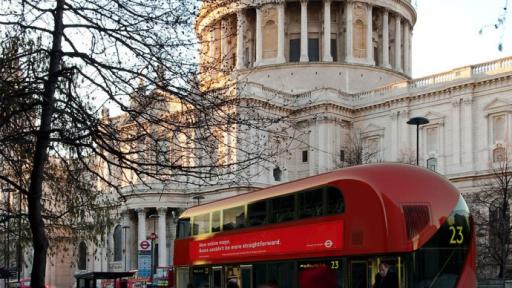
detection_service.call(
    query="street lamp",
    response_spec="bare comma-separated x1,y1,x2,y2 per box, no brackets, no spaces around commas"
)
407,117,430,165
122,225,130,271
16,189,21,284
148,214,159,282
192,195,205,206
1,186,15,287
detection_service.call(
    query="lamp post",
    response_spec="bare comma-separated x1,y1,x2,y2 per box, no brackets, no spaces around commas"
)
148,214,159,282
16,190,21,284
192,195,205,206
2,186,14,287
122,225,130,271
407,117,430,165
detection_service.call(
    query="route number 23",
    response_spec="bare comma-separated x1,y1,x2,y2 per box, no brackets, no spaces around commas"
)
449,226,464,244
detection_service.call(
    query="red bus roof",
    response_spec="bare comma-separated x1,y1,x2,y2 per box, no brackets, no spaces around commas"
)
181,163,459,219
175,163,462,265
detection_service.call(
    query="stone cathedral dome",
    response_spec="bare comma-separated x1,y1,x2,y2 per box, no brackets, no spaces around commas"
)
196,0,416,93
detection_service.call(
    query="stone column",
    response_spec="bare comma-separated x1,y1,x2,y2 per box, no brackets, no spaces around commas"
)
122,211,132,271
300,0,309,62
236,10,246,69
452,99,461,168
345,1,353,63
323,0,333,62
382,9,390,68
256,7,263,65
366,4,374,64
390,111,398,160
221,18,229,70
463,97,474,169
157,208,167,267
309,120,318,175
277,2,286,63
136,208,146,245
403,21,410,76
408,26,413,75
168,216,177,266
394,15,402,72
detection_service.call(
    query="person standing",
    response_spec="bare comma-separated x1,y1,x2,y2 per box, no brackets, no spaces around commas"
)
373,262,398,288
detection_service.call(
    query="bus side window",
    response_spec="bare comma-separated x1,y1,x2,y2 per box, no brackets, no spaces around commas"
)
212,211,221,232
271,194,296,223
248,200,268,226
298,188,323,219
223,206,245,231
193,213,211,235
177,218,191,239
325,187,344,215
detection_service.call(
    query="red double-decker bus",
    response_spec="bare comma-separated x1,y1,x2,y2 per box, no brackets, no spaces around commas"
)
173,164,476,288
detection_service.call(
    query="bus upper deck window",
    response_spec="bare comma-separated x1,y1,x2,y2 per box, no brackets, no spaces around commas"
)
298,189,323,219
271,194,296,223
248,200,268,226
223,206,245,231
193,213,211,235
177,218,191,239
325,187,344,215
211,211,221,232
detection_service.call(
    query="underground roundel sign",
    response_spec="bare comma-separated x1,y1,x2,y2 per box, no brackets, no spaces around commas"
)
139,240,151,251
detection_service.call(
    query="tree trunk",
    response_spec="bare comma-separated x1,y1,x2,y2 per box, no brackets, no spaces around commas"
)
27,0,64,287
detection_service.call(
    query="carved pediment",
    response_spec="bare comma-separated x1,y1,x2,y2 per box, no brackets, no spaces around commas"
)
484,98,512,115
422,111,445,125
362,123,385,136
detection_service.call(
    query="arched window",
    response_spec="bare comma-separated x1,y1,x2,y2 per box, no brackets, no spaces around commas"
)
353,19,366,58
78,241,87,270
262,20,277,59
113,225,122,262
427,158,437,172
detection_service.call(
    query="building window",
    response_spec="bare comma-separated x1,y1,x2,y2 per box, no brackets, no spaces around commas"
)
493,147,507,163
353,19,366,58
426,127,438,154
340,150,345,162
263,20,277,59
493,114,506,143
289,39,300,62
365,137,380,163
113,225,122,261
302,150,308,163
78,241,87,270
273,166,282,181
427,158,437,171
331,38,338,62
308,38,320,62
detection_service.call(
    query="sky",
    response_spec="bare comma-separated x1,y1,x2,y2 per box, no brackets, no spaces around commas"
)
412,0,512,78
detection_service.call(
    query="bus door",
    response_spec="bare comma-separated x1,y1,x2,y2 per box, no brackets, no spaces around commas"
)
368,256,405,288
191,267,210,288
225,266,241,288
348,260,369,288
175,267,190,288
212,266,223,288
240,265,253,288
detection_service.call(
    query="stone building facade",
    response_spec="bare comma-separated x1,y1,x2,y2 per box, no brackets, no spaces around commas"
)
65,0,512,285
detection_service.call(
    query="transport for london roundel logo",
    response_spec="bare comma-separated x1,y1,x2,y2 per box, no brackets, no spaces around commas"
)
324,240,333,248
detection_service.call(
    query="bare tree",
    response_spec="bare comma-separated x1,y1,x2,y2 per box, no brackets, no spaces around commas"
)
397,148,417,165
469,145,512,279
339,128,380,167
0,1,289,286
